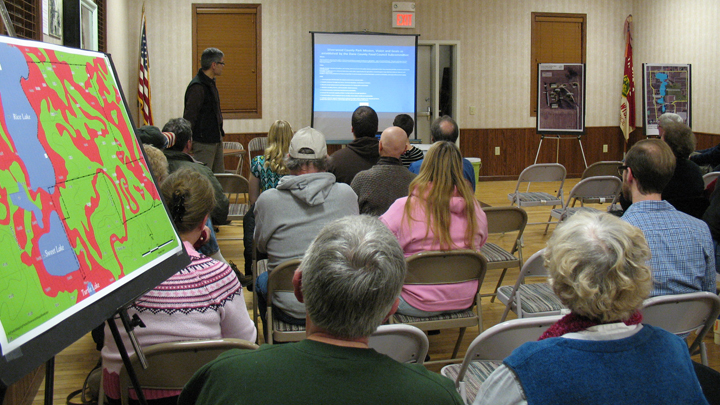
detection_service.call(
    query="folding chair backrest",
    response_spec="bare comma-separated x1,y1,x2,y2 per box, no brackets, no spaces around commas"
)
581,161,623,179
404,250,487,285
451,315,561,388
223,141,243,150
567,176,622,203
703,172,720,188
248,136,268,162
483,206,528,235
216,173,250,195
518,249,549,280
516,163,566,186
368,324,429,364
119,338,257,405
266,259,302,306
641,292,720,353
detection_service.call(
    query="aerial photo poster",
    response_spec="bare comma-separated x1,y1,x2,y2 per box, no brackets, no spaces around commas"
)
643,63,691,136
0,36,182,355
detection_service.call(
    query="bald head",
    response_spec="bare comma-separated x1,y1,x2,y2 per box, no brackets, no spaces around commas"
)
379,127,408,159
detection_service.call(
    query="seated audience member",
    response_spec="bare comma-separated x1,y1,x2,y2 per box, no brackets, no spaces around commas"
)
161,118,239,274
242,120,293,280
657,112,684,138
254,127,358,326
394,113,424,167
620,139,715,296
660,121,707,218
475,211,707,405
351,126,416,215
703,187,720,274
101,168,256,405
408,115,476,191
178,215,464,405
328,106,380,184
380,141,487,316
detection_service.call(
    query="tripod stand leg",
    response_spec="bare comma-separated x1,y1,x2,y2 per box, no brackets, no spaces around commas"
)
577,136,588,168
107,313,149,405
534,135,544,164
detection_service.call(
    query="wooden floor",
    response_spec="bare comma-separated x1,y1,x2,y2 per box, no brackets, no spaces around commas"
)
27,179,720,403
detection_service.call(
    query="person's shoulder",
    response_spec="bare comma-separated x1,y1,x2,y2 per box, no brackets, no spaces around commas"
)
392,363,464,403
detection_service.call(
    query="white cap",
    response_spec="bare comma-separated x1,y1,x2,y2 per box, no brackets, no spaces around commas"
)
289,127,327,159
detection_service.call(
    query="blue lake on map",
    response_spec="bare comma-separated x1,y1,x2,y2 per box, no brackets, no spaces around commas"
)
0,43,57,193
655,72,669,113
38,211,79,276
9,182,44,229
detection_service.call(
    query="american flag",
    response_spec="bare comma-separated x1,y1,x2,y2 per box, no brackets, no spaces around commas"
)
620,15,635,141
138,6,153,126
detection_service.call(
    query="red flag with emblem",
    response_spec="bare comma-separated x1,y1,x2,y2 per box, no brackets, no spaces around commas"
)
620,15,635,141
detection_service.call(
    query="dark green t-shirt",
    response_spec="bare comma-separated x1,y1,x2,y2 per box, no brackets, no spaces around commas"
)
178,339,463,405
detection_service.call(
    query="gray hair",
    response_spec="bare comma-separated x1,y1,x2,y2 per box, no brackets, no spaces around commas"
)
285,155,329,172
658,112,683,128
544,210,652,323
301,215,406,339
201,47,224,70
163,118,192,151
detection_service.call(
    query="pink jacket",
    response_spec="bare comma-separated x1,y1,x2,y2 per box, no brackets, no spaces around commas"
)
380,193,488,312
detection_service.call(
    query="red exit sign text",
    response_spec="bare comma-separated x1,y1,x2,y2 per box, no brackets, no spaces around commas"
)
392,12,415,28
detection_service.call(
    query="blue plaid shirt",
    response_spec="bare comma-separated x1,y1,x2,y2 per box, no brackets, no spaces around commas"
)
622,200,716,297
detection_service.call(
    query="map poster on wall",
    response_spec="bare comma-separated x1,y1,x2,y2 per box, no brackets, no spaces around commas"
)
0,36,184,361
536,63,586,135
642,63,691,136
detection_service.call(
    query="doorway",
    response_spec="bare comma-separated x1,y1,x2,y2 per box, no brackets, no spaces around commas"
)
416,41,459,144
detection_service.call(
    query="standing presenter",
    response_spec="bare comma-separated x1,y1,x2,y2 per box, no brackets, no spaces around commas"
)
183,47,226,173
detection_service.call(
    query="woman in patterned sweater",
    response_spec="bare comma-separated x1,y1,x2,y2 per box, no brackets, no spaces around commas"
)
243,120,293,278
101,168,256,405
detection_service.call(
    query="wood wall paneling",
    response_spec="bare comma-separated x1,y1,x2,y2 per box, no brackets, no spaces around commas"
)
459,126,626,180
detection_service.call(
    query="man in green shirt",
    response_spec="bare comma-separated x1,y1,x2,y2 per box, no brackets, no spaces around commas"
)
179,215,463,405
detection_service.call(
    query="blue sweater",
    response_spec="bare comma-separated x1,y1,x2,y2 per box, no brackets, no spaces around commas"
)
504,325,707,405
408,157,476,191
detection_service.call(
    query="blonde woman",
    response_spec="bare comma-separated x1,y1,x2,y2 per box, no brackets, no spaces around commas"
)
244,121,294,280
248,120,293,204
102,168,256,405
380,141,488,316
475,211,707,405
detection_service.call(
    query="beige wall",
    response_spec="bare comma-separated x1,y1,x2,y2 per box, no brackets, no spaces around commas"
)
109,0,719,134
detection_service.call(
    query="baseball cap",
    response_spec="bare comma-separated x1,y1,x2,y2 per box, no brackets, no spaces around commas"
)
289,127,327,159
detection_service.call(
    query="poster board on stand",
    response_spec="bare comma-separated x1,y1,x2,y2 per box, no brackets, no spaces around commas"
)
642,63,691,136
536,63,586,135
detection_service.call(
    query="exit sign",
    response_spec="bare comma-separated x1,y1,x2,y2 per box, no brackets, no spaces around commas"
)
393,12,415,28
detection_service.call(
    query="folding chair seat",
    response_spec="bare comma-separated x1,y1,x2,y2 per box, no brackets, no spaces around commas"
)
368,324,429,364
478,207,527,302
496,249,565,322
392,250,487,365
507,163,566,234
641,291,720,366
550,176,622,222
266,259,305,344
118,338,257,405
440,315,561,405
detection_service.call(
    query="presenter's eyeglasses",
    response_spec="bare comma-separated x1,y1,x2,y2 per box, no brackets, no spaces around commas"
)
216,62,225,65
618,165,630,176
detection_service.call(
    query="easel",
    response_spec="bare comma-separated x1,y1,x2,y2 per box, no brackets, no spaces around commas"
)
43,307,151,405
534,133,588,168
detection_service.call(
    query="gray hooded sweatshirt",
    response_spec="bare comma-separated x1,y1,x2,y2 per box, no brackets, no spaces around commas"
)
254,172,359,318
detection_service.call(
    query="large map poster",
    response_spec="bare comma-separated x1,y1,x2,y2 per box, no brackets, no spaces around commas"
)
642,63,691,136
0,37,182,355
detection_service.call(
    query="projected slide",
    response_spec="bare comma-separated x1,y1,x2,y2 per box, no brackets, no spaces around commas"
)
313,33,417,141
0,37,183,354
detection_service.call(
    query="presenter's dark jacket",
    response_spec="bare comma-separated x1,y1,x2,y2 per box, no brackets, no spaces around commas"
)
183,69,224,144
328,137,380,185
